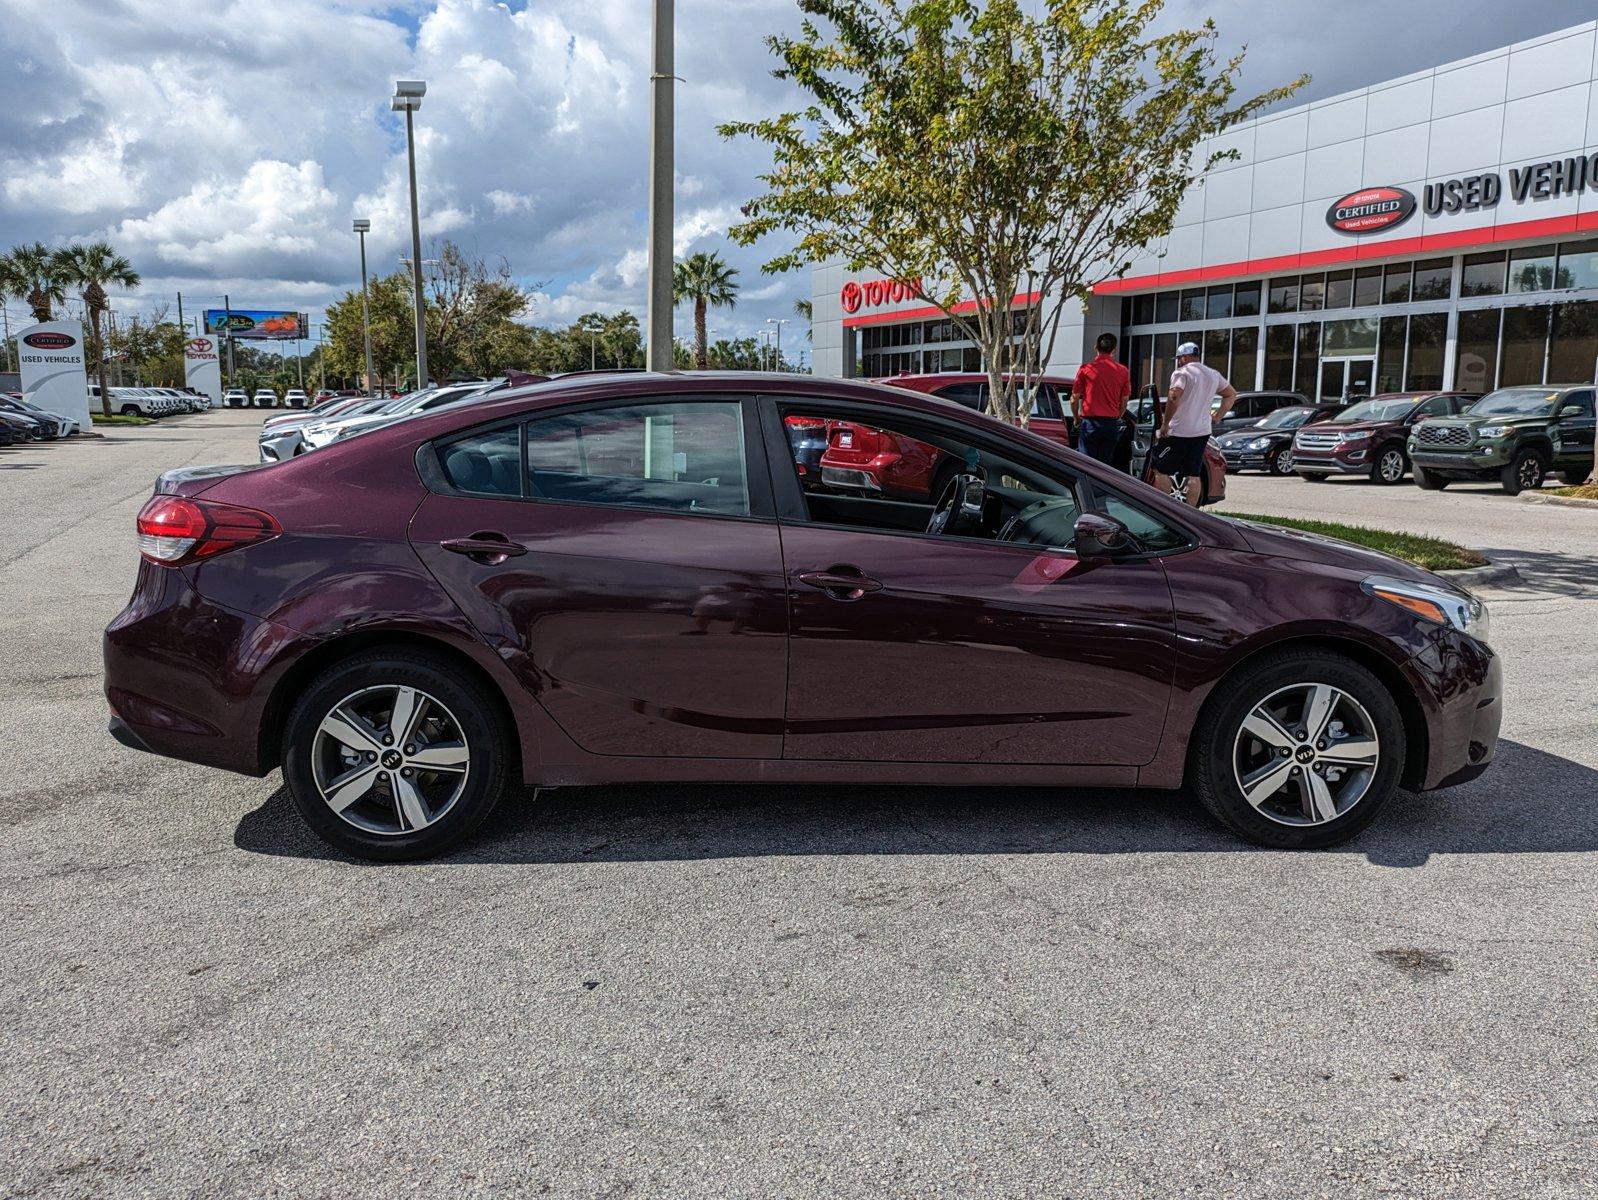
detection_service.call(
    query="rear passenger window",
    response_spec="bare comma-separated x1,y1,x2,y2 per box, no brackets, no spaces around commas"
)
524,401,750,517
439,426,522,497
934,383,987,411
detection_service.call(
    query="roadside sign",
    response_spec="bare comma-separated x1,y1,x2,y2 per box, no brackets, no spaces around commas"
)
184,336,223,407
16,320,90,426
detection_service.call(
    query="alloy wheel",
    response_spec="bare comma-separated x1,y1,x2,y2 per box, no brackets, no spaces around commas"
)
311,684,470,835
1378,448,1405,482
1518,454,1543,490
1231,683,1380,827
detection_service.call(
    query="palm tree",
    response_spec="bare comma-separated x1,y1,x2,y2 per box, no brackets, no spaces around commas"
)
672,252,739,370
57,242,140,417
0,242,68,324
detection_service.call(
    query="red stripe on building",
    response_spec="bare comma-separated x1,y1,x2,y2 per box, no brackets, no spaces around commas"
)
1093,211,1598,295
841,292,1042,329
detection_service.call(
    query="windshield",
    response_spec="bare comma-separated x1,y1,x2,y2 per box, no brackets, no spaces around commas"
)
1258,407,1318,429
1329,397,1416,423
1470,387,1558,416
375,389,431,415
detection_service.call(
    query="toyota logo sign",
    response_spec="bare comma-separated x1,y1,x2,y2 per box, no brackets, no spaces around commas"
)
23,331,76,350
1326,186,1417,235
840,281,863,314
187,338,215,355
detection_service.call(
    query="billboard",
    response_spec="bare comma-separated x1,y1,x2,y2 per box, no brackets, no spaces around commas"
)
184,336,223,407
16,319,90,427
202,309,308,340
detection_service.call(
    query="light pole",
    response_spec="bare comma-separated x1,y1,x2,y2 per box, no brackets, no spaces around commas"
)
758,328,773,371
644,0,673,370
352,218,376,396
766,318,790,372
392,80,429,389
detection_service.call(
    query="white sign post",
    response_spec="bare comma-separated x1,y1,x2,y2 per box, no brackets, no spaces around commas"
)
16,319,90,427
184,336,223,407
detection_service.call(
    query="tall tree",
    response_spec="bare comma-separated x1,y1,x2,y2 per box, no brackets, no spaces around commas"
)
57,241,141,417
673,252,740,369
0,242,69,324
723,0,1301,425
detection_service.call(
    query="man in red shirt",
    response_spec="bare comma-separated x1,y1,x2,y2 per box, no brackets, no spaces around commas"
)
1069,333,1132,465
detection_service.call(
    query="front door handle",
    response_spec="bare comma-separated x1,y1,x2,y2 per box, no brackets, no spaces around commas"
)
440,533,527,565
797,566,882,602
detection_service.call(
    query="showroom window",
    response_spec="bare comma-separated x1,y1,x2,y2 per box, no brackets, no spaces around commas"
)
1155,291,1179,323
1406,313,1448,390
1233,282,1262,318
1412,259,1453,301
1264,324,1295,390
523,401,750,517
1133,293,1156,325
1549,300,1598,382
1556,239,1598,291
1508,244,1556,294
1454,308,1501,394
1295,323,1320,394
1353,268,1383,308
1268,277,1300,314
1204,327,1229,369
1206,285,1234,321
1299,274,1326,312
1461,252,1506,297
1231,326,1260,388
1382,262,1413,304
1376,316,1407,394
1180,289,1206,322
1499,306,1551,386
1324,270,1353,310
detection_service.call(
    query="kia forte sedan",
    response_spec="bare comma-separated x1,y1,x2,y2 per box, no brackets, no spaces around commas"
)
104,373,1501,860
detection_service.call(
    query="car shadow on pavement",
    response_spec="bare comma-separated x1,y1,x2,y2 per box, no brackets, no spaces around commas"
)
1483,546,1598,596
234,739,1594,868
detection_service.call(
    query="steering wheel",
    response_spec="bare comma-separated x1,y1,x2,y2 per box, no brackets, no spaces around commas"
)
926,472,986,537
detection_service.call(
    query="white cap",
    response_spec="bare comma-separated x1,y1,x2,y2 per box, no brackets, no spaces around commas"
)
1176,341,1200,357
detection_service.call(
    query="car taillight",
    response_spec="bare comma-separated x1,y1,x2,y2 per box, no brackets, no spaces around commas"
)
135,495,280,565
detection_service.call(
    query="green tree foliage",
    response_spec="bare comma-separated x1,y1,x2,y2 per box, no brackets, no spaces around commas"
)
672,252,740,369
723,0,1303,423
325,271,423,388
0,242,68,323
57,241,141,416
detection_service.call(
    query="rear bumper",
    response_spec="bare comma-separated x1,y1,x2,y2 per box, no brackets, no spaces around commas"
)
820,465,883,492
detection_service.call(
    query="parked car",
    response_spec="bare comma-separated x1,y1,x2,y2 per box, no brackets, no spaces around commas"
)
1407,384,1595,493
1293,392,1478,485
1211,391,1314,436
109,387,168,418
0,407,45,442
1215,404,1341,475
223,389,250,409
258,398,393,462
0,394,76,438
296,382,499,453
1127,393,1231,507
284,388,310,409
106,372,1500,861
252,388,279,409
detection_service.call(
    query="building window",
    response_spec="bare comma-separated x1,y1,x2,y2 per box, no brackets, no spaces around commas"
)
1324,270,1353,310
1556,238,1598,291
1231,325,1259,388
1295,322,1320,393
1152,332,1177,392
1549,299,1598,382
1264,324,1295,390
1509,244,1556,293
1499,305,1550,385
1382,262,1413,304
1133,294,1156,325
1353,268,1382,308
1155,291,1179,323
1234,282,1262,318
1413,259,1452,301
1454,308,1501,393
1267,277,1299,314
1461,252,1506,297
1299,273,1326,312
1179,289,1206,322
1406,312,1447,389
1204,328,1229,369
1322,317,1378,357
1206,285,1234,321
1377,316,1407,393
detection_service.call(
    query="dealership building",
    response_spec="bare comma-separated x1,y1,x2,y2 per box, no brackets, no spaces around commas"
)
810,21,1598,402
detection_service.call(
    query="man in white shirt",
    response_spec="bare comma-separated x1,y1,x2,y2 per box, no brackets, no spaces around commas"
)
1153,342,1238,504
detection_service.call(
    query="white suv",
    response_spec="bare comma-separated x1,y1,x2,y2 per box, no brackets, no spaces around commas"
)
222,389,249,408
252,388,279,409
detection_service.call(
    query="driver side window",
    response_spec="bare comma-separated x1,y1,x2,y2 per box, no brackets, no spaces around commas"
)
778,406,1081,549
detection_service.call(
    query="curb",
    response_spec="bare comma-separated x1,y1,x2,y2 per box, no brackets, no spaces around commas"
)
1438,561,1522,588
1520,490,1598,509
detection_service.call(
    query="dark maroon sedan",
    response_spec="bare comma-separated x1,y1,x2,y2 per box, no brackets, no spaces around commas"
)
104,373,1501,860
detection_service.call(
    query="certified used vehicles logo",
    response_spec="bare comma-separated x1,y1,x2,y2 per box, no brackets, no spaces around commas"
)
23,331,76,350
1326,186,1417,235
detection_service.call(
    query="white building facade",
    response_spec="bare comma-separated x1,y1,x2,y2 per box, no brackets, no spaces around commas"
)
810,21,1598,402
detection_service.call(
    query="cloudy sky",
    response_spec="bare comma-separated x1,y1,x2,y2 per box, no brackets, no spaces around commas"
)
1,0,1593,351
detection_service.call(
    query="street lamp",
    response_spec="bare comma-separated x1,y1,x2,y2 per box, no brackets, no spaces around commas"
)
766,318,790,372
391,79,429,389
644,0,673,370
352,219,376,396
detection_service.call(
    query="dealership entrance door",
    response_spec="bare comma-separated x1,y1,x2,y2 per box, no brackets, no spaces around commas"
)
1319,357,1375,404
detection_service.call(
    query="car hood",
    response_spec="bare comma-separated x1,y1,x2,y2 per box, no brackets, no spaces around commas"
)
1226,517,1454,590
1216,428,1283,446
1436,411,1548,429
1297,419,1394,437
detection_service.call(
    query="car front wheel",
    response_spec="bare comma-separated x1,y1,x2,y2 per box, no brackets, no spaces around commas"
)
1499,449,1545,495
282,650,511,860
1189,650,1404,849
1267,445,1293,475
1371,445,1407,485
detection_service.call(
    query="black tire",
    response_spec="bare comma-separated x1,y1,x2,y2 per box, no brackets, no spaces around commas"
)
120,405,139,417
1267,445,1293,476
1563,467,1593,486
282,650,512,861
1499,448,1545,496
1413,464,1448,490
1189,649,1405,849
1296,471,1326,482
1370,444,1407,485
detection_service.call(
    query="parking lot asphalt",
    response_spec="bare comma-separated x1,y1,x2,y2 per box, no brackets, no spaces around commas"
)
2,411,1594,1198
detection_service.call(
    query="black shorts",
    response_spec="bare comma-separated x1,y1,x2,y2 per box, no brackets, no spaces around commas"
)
1153,435,1208,477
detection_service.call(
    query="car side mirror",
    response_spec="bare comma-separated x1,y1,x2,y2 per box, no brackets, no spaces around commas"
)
1075,512,1130,559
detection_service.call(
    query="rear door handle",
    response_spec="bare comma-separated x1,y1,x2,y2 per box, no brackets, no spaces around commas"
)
797,567,882,602
440,534,527,565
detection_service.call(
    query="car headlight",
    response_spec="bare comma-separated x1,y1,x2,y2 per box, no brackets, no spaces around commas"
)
1340,431,1370,443
1476,424,1509,438
1246,437,1271,450
1364,575,1490,643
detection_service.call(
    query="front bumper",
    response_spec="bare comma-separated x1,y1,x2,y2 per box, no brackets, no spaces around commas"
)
1408,446,1508,475
1221,448,1272,470
1408,628,1503,790
1292,446,1373,474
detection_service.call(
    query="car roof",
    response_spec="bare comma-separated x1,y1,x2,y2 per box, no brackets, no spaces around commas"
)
873,371,1076,392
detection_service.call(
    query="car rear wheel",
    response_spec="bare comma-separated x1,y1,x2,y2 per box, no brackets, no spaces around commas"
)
1499,449,1545,495
1267,445,1293,476
282,650,511,861
1413,464,1449,490
1189,650,1404,849
1371,445,1407,485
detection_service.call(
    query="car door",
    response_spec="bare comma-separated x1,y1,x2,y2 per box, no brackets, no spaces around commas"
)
761,397,1176,766
1554,389,1596,473
408,395,789,759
